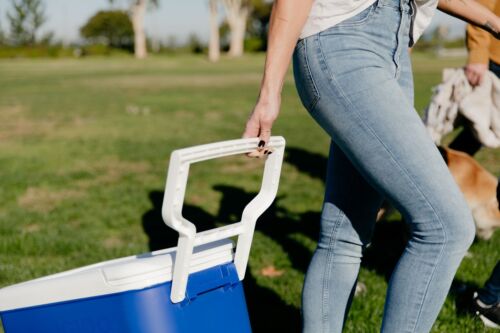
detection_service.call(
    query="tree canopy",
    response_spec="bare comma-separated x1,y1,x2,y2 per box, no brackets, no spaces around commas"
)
7,0,46,46
80,10,134,51
247,0,272,51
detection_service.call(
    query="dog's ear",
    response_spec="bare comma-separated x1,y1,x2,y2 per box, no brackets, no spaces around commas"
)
437,146,449,165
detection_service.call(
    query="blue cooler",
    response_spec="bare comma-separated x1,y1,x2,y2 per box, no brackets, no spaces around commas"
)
0,137,286,333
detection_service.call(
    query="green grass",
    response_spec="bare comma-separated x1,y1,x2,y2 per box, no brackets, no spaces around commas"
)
0,53,498,332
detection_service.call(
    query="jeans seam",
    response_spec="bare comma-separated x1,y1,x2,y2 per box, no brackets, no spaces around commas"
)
303,38,321,113
316,36,448,333
321,210,344,332
409,237,447,331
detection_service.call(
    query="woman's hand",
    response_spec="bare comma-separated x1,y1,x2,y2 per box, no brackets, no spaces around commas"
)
243,94,281,155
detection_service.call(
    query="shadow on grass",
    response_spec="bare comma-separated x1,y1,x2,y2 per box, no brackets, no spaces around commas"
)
244,272,302,333
214,184,319,272
142,191,220,251
362,219,408,281
448,280,481,317
285,146,326,182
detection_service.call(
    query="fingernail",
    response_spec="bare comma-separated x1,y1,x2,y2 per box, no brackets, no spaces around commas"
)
258,140,265,148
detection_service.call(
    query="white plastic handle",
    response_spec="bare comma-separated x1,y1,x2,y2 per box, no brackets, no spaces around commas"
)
161,136,286,303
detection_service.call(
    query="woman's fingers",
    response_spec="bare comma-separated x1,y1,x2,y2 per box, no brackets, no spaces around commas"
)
242,119,274,158
242,114,268,158
258,112,274,146
242,112,260,138
242,96,280,157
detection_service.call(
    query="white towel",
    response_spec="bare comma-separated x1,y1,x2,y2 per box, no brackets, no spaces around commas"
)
424,68,500,148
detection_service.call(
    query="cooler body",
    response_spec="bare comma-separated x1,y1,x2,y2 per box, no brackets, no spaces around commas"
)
1,263,250,333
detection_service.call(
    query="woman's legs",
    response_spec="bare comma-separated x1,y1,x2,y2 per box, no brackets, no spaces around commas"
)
294,0,475,331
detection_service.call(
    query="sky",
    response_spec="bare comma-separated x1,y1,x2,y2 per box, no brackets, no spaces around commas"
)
0,0,466,45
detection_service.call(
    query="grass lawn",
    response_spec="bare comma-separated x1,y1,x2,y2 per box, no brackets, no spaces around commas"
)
0,53,498,332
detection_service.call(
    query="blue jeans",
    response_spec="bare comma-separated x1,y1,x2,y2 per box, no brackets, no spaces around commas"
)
292,0,475,331
479,261,500,305
490,59,500,77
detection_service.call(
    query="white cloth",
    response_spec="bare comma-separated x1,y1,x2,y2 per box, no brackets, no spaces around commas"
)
300,0,376,39
424,68,500,148
411,0,439,45
300,0,438,45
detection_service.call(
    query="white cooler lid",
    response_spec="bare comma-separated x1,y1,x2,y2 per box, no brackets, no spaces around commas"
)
0,239,234,311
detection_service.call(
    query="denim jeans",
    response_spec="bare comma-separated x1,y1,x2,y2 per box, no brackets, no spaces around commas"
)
292,0,476,331
490,59,500,77
479,261,500,305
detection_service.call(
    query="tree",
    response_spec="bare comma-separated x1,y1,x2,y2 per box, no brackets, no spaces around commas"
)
130,0,148,59
110,0,159,59
247,0,272,51
80,10,133,51
6,0,46,46
208,0,220,62
221,0,250,57
187,33,204,54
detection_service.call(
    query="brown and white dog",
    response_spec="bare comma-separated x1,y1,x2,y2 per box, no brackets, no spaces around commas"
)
377,147,500,240
438,147,500,240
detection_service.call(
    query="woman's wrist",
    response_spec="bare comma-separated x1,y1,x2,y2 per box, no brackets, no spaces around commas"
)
259,86,282,102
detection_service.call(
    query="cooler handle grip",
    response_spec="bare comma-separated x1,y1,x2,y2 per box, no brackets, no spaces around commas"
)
161,136,286,303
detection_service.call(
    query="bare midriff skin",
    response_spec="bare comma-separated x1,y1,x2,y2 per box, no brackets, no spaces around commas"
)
243,0,500,154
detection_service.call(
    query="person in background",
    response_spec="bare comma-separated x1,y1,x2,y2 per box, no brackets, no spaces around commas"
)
449,0,500,155
446,1,500,327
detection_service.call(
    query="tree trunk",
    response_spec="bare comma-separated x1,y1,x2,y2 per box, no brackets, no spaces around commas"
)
228,16,246,57
208,0,220,62
131,0,147,59
222,0,249,57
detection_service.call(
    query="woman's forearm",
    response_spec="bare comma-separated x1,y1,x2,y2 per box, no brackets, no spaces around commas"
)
259,0,314,100
438,0,500,38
